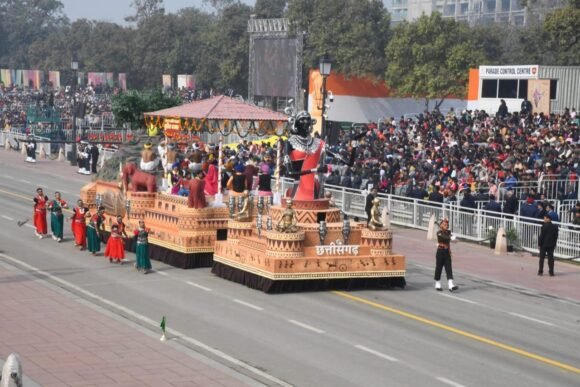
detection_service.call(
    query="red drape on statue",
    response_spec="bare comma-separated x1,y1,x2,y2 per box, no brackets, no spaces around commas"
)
290,140,324,201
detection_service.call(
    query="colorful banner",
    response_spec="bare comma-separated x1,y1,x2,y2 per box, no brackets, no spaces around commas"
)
78,71,85,86
48,71,61,89
22,70,43,89
162,74,172,89
106,72,114,87
177,74,195,90
88,72,106,87
0,69,13,86
528,79,551,115
14,70,23,86
118,73,127,91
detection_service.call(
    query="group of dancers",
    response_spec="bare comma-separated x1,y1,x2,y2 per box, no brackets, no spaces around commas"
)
32,188,152,273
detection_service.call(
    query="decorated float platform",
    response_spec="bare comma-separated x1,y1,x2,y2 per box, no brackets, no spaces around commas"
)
212,197,406,293
80,181,229,269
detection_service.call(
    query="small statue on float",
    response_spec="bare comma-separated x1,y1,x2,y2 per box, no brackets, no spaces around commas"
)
276,199,298,233
368,198,385,231
284,111,327,200
236,190,253,222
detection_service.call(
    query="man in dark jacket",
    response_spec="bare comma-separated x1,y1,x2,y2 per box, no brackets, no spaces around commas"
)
503,190,519,218
519,196,537,220
429,186,444,204
484,194,502,217
538,214,559,276
90,143,100,174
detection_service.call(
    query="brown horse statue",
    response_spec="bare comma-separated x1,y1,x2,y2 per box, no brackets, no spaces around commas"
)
121,163,157,193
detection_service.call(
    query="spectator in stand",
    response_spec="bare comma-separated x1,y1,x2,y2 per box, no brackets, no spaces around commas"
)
429,185,444,204
535,202,547,222
546,203,560,222
503,190,519,217
520,196,538,220
484,194,502,217
497,99,508,119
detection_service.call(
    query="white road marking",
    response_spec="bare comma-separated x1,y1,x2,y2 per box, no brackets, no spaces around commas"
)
0,252,292,387
439,293,479,305
354,345,398,362
156,271,170,276
1,215,14,221
288,319,325,334
18,179,32,184
4,175,15,180
186,281,212,292
509,312,555,327
436,377,466,387
24,224,36,229
59,190,70,195
232,299,264,311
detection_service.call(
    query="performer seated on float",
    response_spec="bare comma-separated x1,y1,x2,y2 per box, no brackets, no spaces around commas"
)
177,172,191,197
227,163,247,197
284,111,327,201
168,162,182,195
276,199,298,233
140,142,160,172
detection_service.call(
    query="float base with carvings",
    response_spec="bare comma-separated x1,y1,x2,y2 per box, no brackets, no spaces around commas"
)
212,198,406,293
81,181,229,269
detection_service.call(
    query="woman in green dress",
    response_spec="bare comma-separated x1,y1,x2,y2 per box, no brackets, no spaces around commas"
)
87,206,105,255
48,192,68,242
134,220,152,274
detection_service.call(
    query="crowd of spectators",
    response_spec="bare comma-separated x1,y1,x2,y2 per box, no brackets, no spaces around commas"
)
1,84,114,131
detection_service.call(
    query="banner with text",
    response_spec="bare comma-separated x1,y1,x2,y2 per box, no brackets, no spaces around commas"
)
480,65,539,79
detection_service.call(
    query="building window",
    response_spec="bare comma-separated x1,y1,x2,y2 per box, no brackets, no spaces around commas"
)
481,79,498,98
518,80,528,99
550,79,557,100
498,79,518,98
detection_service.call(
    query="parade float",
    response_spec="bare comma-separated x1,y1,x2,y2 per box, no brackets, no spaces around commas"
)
80,96,287,268
212,111,406,292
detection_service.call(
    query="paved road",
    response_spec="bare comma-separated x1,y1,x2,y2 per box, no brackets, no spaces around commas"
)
1,153,579,386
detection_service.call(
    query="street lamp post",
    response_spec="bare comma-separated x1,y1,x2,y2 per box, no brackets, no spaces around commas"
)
70,57,79,166
319,56,332,138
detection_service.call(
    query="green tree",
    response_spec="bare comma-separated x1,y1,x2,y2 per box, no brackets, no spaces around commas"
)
125,0,165,24
385,13,487,110
254,0,287,18
287,0,390,78
0,0,68,67
112,89,181,129
543,6,580,65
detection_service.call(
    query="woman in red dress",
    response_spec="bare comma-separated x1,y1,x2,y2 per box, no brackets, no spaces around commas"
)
105,224,125,263
70,199,90,249
33,188,49,239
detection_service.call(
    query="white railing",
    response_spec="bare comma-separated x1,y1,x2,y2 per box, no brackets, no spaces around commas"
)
279,178,580,260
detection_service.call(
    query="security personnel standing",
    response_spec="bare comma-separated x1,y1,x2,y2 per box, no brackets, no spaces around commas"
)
538,214,559,276
434,218,458,292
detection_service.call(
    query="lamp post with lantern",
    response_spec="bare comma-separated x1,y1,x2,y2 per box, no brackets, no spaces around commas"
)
318,56,332,138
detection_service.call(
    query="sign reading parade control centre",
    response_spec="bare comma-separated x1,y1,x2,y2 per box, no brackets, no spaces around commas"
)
480,65,539,79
